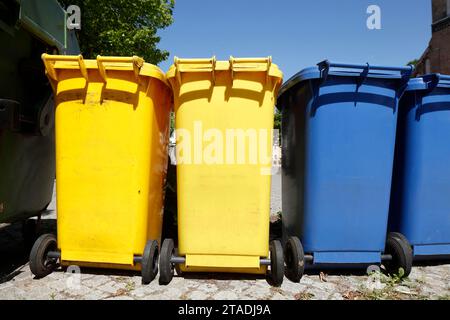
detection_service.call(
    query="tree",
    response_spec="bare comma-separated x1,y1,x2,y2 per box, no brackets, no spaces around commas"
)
59,0,175,64
274,109,281,130
407,59,419,67
274,109,282,146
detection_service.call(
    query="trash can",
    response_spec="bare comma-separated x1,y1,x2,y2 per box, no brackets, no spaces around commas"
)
29,54,172,284
277,61,414,282
389,74,450,259
159,56,285,286
0,0,80,245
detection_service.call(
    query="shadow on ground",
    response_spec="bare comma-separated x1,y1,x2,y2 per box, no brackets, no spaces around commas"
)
173,272,266,282
1,207,450,285
0,211,56,284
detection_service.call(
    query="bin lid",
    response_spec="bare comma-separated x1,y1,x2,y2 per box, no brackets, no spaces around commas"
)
166,56,283,83
42,54,169,88
406,74,450,92
278,60,414,99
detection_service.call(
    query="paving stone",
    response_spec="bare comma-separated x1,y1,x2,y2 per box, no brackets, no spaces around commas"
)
187,290,210,300
81,275,112,288
104,295,134,300
80,289,109,300
212,290,239,300
1,182,449,300
327,292,344,300
97,281,127,294
242,285,272,300
130,287,148,298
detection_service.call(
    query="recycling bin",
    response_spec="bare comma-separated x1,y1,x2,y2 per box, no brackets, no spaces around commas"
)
159,56,285,286
0,0,80,245
277,61,414,282
29,54,172,284
389,74,450,259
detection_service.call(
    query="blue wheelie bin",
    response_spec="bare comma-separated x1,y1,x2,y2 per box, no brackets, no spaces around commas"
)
277,61,414,282
389,74,450,259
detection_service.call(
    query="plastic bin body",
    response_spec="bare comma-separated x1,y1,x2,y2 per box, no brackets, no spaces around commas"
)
389,74,450,257
43,55,171,270
278,61,413,265
166,57,283,273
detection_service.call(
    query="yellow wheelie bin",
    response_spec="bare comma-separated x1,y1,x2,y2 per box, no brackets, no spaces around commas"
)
159,56,284,286
29,54,172,284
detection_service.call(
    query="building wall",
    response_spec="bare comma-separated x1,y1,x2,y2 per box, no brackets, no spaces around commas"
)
415,0,450,76
432,0,447,22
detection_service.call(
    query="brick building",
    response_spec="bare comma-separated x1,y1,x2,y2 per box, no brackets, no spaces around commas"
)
415,0,450,76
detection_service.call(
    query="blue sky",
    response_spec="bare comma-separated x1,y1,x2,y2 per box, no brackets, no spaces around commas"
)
157,0,432,79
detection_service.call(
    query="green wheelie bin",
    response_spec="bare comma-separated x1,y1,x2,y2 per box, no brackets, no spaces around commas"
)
0,0,79,243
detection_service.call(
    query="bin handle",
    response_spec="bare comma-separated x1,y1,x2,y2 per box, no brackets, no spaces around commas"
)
317,60,413,100
420,73,450,91
421,74,441,91
317,60,414,82
318,60,414,73
96,55,144,82
229,56,272,83
174,56,217,84
439,74,450,81
42,54,88,81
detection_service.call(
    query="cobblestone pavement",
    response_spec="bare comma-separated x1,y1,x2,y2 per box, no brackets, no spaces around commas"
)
1,177,449,300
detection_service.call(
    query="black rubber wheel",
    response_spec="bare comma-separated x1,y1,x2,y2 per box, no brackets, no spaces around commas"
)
384,232,413,277
159,239,175,285
284,236,305,282
174,248,183,276
29,233,58,278
267,240,284,287
22,219,37,248
141,240,159,285
389,232,411,247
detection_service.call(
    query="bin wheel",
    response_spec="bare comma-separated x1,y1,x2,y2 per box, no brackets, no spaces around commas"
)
174,248,183,276
141,240,159,285
159,239,175,285
267,240,284,287
22,219,37,248
389,232,411,247
384,232,413,278
29,233,58,278
284,236,305,282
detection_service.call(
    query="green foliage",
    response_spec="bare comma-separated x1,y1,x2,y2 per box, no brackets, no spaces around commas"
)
380,268,405,286
169,112,175,134
276,211,282,220
407,59,419,67
351,269,410,300
59,0,175,64
274,109,282,145
274,109,281,130
125,281,135,292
